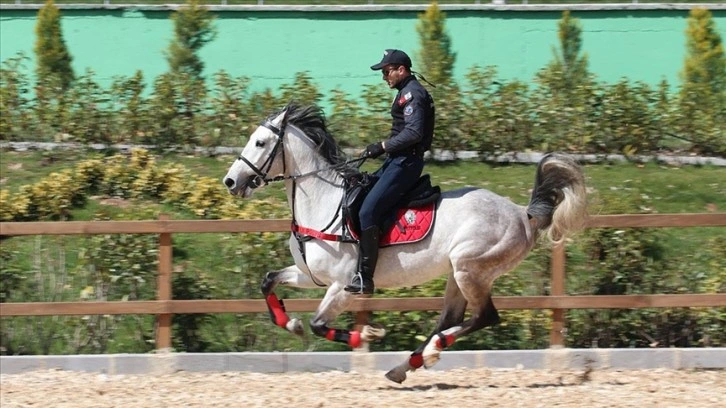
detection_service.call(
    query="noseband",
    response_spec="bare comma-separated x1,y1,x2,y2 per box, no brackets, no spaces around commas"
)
237,121,287,189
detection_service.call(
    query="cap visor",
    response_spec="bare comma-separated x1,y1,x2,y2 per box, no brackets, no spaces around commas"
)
370,62,386,70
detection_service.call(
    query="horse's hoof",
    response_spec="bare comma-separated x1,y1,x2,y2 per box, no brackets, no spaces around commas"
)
385,366,407,384
286,318,304,336
361,324,386,342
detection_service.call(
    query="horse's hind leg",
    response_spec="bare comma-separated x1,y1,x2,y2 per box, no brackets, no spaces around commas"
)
385,274,471,383
386,291,500,384
413,247,527,372
420,292,499,367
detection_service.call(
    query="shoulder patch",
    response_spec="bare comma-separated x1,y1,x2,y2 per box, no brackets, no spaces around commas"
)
397,91,413,106
404,105,413,116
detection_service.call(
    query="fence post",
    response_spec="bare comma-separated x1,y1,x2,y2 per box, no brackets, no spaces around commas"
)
549,242,566,347
156,213,173,350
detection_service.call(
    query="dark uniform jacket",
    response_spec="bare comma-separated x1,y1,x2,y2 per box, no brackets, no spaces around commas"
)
385,75,435,157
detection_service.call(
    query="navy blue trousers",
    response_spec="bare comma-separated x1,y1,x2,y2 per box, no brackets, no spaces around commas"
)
359,155,424,231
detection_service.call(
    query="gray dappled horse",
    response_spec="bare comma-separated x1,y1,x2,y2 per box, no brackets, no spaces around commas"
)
223,103,587,383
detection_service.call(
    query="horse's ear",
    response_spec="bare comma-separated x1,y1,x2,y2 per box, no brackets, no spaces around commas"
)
281,102,296,128
281,108,291,128
280,101,297,129
269,110,287,127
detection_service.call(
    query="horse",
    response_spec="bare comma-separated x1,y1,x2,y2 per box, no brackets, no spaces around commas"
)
222,103,587,383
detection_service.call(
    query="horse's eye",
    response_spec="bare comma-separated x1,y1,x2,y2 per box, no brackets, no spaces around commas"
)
255,140,265,147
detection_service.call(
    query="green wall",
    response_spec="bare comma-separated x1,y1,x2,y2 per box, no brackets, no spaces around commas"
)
1,7,725,100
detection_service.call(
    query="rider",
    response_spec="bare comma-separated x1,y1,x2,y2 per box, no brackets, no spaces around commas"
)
345,49,436,295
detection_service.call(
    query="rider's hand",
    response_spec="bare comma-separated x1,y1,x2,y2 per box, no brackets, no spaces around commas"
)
364,142,385,159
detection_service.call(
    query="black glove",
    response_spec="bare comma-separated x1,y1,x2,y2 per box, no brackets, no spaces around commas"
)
364,142,385,159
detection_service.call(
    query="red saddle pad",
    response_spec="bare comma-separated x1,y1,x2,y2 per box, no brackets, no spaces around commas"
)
379,202,436,247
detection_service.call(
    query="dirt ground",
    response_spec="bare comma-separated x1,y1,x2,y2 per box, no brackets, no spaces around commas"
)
1,368,724,408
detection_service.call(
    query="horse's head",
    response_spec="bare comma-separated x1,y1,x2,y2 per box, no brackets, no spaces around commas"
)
223,110,288,197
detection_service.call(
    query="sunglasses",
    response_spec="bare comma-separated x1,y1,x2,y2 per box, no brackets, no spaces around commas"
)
382,66,401,76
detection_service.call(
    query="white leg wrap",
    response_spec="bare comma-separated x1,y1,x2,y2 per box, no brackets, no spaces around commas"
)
422,326,460,368
286,318,304,336
360,325,387,342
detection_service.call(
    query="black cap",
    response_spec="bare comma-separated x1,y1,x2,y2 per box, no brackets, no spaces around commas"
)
370,49,412,70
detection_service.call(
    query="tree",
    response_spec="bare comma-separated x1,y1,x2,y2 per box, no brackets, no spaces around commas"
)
534,10,597,153
415,2,464,155
682,7,726,96
166,0,217,79
34,0,74,90
416,2,456,86
539,10,590,92
677,7,726,155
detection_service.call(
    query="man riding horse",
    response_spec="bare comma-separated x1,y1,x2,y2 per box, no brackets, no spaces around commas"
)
346,49,436,295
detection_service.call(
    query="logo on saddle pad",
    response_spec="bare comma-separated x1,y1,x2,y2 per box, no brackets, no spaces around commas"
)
406,210,419,225
380,202,435,247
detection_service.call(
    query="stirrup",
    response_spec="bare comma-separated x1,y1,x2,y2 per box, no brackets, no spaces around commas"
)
344,274,374,295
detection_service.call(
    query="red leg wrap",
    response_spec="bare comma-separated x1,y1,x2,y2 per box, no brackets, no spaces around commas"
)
324,329,361,348
348,331,361,349
435,334,456,349
265,293,290,329
409,353,424,369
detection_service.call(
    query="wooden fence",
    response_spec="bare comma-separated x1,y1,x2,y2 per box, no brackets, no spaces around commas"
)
1,213,725,349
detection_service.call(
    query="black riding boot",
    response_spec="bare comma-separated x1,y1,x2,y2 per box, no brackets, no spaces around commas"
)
345,227,380,295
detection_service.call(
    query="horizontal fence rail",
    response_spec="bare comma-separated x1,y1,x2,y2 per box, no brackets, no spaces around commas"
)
2,294,725,316
1,213,725,349
2,213,724,236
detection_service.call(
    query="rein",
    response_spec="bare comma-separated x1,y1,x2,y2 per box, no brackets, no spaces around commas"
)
239,121,366,189
237,120,367,286
286,157,366,245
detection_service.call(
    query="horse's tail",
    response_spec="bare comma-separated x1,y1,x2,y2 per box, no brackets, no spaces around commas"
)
526,153,588,245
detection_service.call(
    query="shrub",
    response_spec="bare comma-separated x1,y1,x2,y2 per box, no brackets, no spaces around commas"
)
594,79,666,155
0,55,34,141
205,71,253,148
64,69,113,144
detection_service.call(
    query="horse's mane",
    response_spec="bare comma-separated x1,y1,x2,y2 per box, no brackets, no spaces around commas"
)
267,102,348,166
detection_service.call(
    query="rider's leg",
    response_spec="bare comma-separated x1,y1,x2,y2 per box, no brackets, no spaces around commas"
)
345,226,380,294
347,156,424,294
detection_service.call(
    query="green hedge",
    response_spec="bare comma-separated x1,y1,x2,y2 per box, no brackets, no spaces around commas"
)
2,55,724,157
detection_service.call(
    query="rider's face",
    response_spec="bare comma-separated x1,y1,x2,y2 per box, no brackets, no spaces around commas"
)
382,65,403,88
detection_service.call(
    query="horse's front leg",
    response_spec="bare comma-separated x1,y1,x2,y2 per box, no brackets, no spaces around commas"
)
309,284,386,349
261,266,318,337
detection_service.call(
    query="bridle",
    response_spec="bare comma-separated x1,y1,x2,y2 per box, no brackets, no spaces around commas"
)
236,121,287,189
235,117,367,287
236,119,365,189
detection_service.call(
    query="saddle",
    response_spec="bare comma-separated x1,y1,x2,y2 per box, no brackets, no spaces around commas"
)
339,168,441,246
